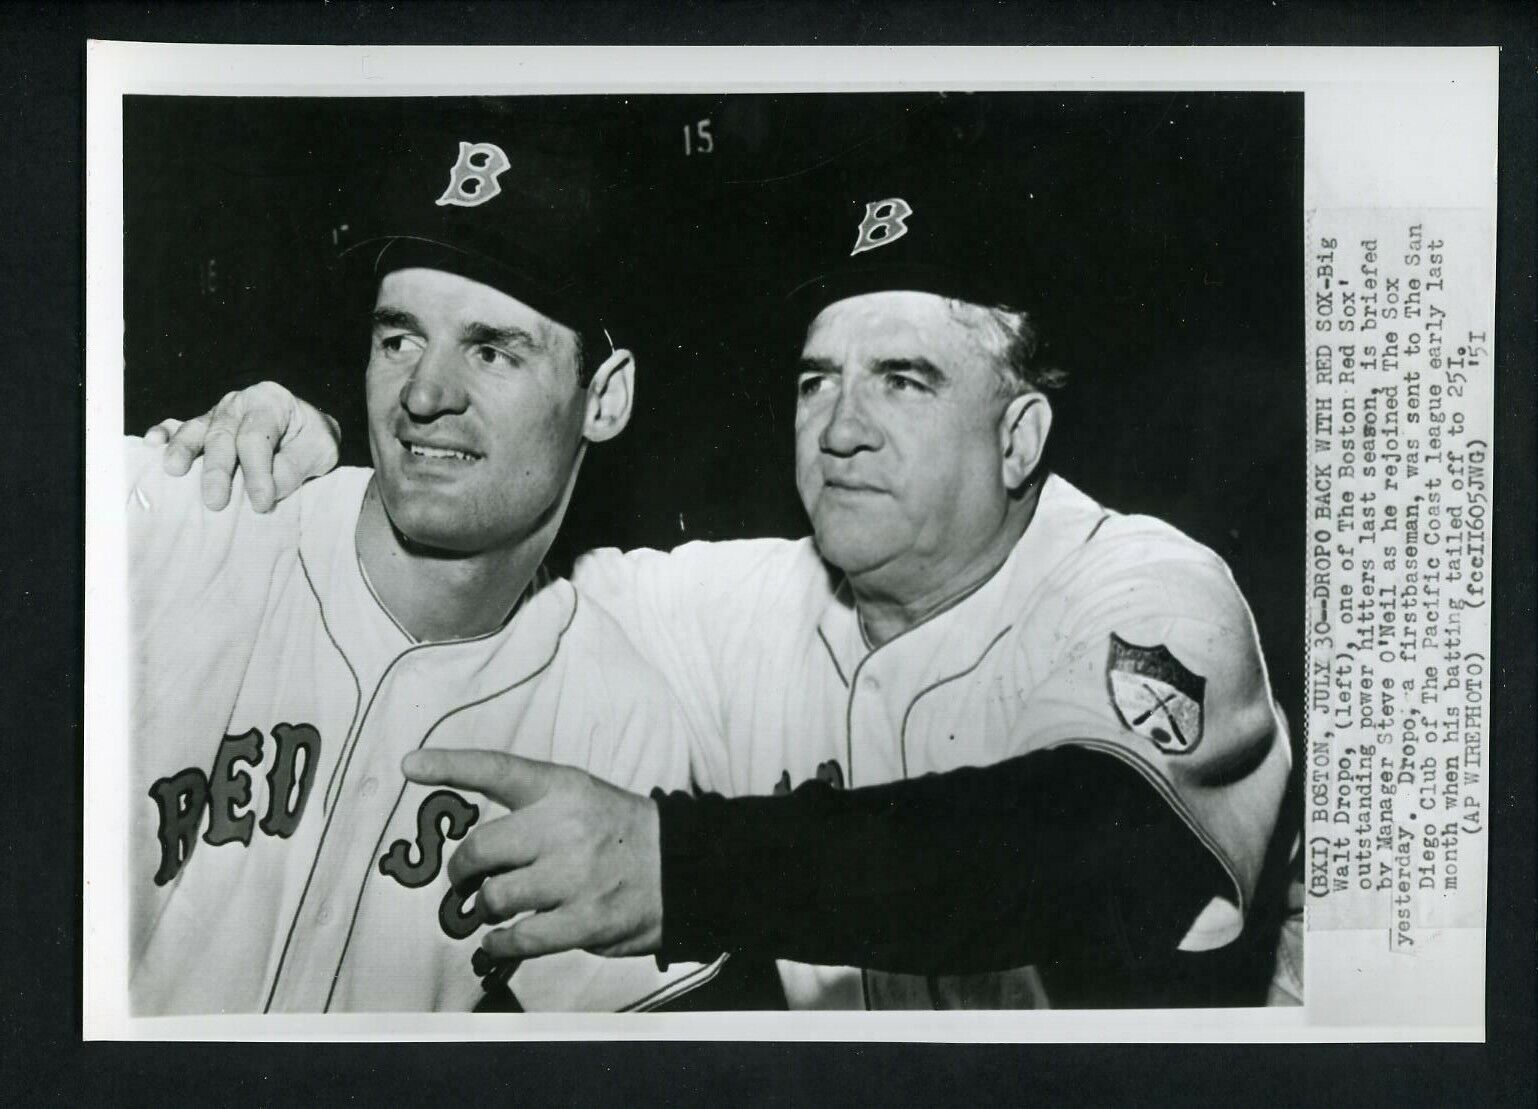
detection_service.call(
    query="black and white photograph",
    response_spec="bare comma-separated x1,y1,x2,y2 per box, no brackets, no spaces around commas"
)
81,44,1499,1041
114,87,1304,1018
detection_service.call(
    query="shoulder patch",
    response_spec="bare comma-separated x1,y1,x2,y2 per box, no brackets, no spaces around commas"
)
1106,633,1205,754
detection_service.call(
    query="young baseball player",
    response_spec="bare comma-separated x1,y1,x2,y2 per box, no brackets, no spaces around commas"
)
152,184,1300,1010
126,126,725,1014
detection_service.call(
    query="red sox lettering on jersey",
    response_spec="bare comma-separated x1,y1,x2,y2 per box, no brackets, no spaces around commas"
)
573,474,1291,1010
150,731,491,941
127,438,718,1013
148,722,320,885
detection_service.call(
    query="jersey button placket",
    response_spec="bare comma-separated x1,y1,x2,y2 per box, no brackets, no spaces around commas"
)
277,692,396,1009
848,659,893,787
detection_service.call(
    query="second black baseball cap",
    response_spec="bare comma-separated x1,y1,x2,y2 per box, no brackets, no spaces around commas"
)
783,186,1028,328
772,95,1064,341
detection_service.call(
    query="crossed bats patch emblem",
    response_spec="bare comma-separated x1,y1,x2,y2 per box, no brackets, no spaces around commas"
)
1106,634,1206,755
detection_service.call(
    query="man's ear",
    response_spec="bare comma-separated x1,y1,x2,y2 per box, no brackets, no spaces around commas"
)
582,348,635,444
999,391,1052,491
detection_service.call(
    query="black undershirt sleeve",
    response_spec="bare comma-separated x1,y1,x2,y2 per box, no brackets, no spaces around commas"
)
654,746,1238,1003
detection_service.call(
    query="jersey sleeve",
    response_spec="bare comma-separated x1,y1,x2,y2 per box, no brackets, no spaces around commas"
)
588,648,695,799
655,745,1228,987
572,539,814,792
126,436,302,757
544,593,699,798
1016,521,1293,952
125,436,304,954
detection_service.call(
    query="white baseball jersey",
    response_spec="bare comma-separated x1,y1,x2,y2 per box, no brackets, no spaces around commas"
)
573,473,1292,1009
125,438,719,1014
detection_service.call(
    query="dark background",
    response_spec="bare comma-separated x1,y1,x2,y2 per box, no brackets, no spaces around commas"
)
123,91,1307,737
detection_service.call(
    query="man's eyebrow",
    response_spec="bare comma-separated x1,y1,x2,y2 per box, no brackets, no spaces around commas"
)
797,356,840,375
873,357,948,385
462,322,539,350
371,307,422,332
370,309,541,352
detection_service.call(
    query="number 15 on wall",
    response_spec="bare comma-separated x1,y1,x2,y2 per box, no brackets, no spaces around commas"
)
683,118,713,155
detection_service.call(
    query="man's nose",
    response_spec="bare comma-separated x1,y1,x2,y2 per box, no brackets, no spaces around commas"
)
818,380,884,456
400,344,469,419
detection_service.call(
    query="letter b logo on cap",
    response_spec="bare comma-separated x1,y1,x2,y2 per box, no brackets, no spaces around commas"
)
436,141,511,208
850,197,913,256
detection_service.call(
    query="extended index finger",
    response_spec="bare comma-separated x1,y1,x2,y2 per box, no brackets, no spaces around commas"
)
402,748,555,811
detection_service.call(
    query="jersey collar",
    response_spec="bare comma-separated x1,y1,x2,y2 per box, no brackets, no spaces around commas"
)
295,470,577,697
816,473,1112,690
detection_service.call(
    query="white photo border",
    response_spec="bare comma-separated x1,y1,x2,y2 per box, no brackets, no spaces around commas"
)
84,42,1498,1042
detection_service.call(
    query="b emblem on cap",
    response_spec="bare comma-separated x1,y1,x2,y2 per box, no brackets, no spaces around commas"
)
1106,634,1206,755
850,197,913,256
436,141,511,208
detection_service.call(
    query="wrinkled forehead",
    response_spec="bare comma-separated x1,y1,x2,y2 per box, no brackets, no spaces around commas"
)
801,290,991,366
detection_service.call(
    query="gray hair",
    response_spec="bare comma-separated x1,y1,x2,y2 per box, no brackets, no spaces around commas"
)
948,300,1068,398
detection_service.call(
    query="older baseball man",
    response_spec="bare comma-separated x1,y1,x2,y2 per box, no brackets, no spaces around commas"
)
155,190,1298,1010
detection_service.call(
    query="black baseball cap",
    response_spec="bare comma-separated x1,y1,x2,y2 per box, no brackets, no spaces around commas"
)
773,96,1063,339
784,188,1027,327
339,102,641,354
